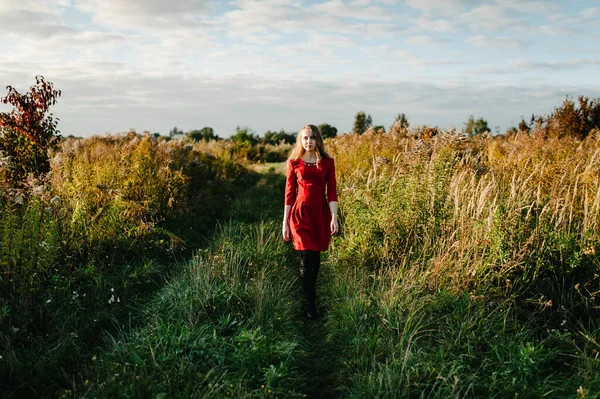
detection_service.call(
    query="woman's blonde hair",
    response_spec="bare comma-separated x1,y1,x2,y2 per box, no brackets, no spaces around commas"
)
288,124,331,164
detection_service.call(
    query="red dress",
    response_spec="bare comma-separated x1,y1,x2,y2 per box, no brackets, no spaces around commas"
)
285,157,338,251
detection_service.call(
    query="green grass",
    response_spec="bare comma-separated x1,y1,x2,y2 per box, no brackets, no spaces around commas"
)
320,259,600,398
58,169,314,398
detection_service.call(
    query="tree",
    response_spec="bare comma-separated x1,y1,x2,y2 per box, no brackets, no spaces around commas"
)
353,111,372,135
518,117,530,133
169,126,184,137
0,75,61,184
231,126,259,146
464,115,489,137
318,123,337,139
187,127,219,142
391,113,409,130
548,95,600,139
263,129,296,145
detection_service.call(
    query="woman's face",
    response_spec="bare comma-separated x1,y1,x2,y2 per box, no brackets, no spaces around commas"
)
301,129,316,152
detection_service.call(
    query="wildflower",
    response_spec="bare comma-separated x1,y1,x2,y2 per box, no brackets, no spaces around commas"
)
13,192,24,205
561,319,567,326
108,294,115,304
32,185,44,196
92,356,97,361
46,299,52,304
261,385,265,389
374,156,390,166
72,291,79,300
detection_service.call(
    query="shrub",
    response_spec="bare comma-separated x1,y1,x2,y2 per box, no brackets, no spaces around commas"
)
0,76,61,184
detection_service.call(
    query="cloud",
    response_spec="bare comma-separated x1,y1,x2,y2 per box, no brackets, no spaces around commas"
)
223,0,406,40
312,0,393,21
308,32,356,48
412,17,455,32
73,0,216,31
0,6,74,38
509,59,600,72
458,5,527,32
405,35,449,46
466,35,525,49
580,7,599,18
405,0,484,12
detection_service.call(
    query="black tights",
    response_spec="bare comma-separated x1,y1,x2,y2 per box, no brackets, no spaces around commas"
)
299,250,320,306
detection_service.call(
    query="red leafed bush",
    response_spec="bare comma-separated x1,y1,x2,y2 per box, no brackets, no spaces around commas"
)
0,76,61,184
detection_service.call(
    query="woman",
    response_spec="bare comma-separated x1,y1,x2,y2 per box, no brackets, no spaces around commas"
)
282,124,338,318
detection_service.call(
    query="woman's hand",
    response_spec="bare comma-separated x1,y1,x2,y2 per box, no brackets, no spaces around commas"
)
282,221,290,241
282,205,292,241
330,217,339,235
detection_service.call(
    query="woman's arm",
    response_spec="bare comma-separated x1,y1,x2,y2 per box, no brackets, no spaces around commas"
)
283,160,296,241
327,158,339,234
283,204,292,241
329,201,338,234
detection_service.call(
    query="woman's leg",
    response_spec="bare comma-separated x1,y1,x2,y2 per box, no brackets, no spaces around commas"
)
300,250,319,317
312,251,321,288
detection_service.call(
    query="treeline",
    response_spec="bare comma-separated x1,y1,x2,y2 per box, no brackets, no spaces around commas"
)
160,94,600,162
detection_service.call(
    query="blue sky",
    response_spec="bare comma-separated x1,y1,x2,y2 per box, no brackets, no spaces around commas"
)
1,0,599,137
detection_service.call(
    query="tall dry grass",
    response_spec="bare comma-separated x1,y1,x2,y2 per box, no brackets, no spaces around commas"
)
330,127,600,311
323,127,600,397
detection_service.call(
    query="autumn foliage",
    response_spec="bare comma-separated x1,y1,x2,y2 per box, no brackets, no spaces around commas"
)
0,76,61,184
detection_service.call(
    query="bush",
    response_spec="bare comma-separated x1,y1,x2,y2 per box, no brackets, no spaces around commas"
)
0,76,61,184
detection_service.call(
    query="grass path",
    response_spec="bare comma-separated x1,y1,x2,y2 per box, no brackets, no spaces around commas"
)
247,164,344,398
294,259,343,399
76,164,346,398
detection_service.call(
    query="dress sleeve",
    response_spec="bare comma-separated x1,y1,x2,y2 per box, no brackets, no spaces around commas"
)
285,160,297,205
327,158,338,202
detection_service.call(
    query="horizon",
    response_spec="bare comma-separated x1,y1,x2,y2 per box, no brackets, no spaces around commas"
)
1,0,599,138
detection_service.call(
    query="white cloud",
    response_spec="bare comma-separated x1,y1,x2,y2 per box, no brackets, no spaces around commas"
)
222,0,405,40
466,35,525,49
312,0,392,21
0,11,73,38
580,7,599,18
73,0,216,31
412,17,455,32
405,35,449,46
459,5,527,32
405,0,484,12
509,59,600,72
308,32,356,48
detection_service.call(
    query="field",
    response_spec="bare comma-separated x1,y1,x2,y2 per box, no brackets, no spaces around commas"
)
1,123,600,398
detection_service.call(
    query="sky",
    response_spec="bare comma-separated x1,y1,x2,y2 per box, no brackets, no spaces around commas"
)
1,0,599,138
